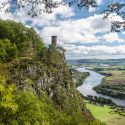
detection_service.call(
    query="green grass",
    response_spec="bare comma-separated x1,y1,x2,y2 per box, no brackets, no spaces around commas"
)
99,70,125,86
100,70,125,75
106,76,125,81
85,101,125,125
94,69,125,98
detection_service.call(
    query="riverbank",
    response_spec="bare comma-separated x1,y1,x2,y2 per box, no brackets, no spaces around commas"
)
93,69,125,99
76,67,125,106
71,68,90,87
74,68,125,125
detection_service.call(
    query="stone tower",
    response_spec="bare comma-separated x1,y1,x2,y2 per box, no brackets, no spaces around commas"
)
51,36,57,46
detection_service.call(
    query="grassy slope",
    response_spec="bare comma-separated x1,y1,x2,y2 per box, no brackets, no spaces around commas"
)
86,101,125,125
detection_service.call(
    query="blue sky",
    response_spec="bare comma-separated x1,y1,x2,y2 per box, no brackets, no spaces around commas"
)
0,0,125,59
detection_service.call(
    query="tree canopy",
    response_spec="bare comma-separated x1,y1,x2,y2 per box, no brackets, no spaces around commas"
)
103,2,125,32
0,20,45,62
0,39,17,62
0,0,97,16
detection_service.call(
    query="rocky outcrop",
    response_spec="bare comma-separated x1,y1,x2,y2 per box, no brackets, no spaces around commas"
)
2,56,95,123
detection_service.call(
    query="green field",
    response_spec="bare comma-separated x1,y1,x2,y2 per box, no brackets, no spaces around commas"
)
100,70,125,80
86,101,125,125
94,68,125,98
100,70,125,85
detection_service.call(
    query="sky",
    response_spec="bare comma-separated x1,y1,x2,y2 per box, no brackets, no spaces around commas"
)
0,0,125,59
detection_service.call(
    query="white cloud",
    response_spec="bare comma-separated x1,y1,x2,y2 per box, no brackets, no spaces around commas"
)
103,33,124,43
41,12,125,45
53,5,74,18
0,1,123,46
89,7,96,12
1,0,125,59
0,1,74,26
96,0,103,5
41,14,124,44
89,0,103,12
122,32,125,35
64,45,125,59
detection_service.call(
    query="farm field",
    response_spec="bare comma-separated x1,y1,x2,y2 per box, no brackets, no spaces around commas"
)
94,68,125,99
86,101,125,125
100,70,125,85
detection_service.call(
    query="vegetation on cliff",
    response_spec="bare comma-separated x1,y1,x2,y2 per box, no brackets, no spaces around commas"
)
0,20,104,125
71,68,89,87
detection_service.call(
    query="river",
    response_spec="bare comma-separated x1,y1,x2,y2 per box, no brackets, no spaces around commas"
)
76,67,125,107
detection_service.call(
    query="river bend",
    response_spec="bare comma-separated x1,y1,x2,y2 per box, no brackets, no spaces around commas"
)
77,67,125,106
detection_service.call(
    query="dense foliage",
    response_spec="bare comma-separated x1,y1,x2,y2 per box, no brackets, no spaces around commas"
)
0,20,44,60
0,39,17,62
0,75,64,125
71,68,89,87
103,2,125,32
0,75,105,125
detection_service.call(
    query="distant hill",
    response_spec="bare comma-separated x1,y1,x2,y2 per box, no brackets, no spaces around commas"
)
67,59,125,66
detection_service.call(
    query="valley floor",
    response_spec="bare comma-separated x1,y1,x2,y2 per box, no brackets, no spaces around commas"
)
94,67,125,99
72,65,125,125
85,100,125,125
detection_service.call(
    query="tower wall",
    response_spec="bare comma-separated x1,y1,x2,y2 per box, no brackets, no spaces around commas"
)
51,36,57,46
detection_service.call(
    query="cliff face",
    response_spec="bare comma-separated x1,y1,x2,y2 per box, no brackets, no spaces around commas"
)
4,56,89,115
1,52,96,124
0,20,104,125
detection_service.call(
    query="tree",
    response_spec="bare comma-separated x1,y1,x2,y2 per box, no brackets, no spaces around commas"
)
103,2,125,32
0,41,6,62
14,91,42,125
0,39,17,62
0,75,18,124
0,0,97,17
0,20,45,58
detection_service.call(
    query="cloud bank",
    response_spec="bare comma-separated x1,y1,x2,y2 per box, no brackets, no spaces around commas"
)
0,0,125,59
